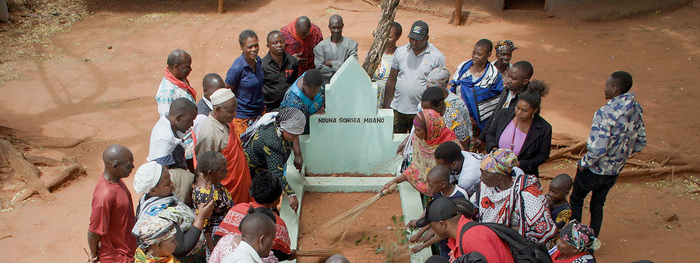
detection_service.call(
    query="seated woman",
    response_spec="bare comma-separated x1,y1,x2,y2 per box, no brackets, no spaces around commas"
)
483,83,551,177
471,149,556,244
132,161,214,262
241,107,306,211
211,171,296,263
384,109,461,197
549,220,599,263
135,216,180,263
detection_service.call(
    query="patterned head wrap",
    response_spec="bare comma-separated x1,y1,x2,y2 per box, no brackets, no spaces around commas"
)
480,148,519,175
426,67,451,89
277,107,306,135
138,216,177,247
420,109,446,142
560,220,601,253
495,40,517,52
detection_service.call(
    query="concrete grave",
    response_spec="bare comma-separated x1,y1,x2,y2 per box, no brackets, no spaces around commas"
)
276,58,431,262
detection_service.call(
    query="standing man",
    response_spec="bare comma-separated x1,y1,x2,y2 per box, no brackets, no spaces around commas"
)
570,71,646,237
156,49,196,116
156,49,197,173
195,88,253,204
281,16,323,74
197,73,226,116
262,30,299,111
478,61,534,144
313,14,358,83
146,98,198,205
382,20,445,133
87,145,137,263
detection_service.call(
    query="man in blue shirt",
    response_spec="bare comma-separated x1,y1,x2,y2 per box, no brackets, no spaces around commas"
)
570,71,646,237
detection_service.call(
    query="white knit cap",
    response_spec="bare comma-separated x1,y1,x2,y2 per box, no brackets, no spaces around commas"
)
210,88,236,105
133,161,163,194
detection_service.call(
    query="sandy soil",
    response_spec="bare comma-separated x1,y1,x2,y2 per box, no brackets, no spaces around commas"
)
298,192,407,263
0,0,698,262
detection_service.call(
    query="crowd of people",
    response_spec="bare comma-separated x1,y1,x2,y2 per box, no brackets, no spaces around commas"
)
87,14,647,263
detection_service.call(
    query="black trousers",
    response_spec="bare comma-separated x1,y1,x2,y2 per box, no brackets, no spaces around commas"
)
393,110,416,134
569,168,618,237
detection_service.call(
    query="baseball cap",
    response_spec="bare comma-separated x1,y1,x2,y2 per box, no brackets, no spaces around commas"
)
415,197,458,227
408,20,429,41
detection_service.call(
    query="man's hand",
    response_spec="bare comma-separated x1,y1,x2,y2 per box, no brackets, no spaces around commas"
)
408,231,421,243
317,106,326,115
294,154,303,172
471,138,484,152
289,195,299,212
406,219,418,229
410,244,425,254
324,60,335,67
420,229,435,243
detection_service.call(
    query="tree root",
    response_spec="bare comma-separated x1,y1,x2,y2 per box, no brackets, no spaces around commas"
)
0,138,86,204
546,133,700,179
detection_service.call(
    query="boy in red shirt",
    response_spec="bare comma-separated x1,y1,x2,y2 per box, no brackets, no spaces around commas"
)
87,145,138,262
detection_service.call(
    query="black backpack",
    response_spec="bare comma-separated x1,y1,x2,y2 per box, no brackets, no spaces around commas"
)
457,221,553,263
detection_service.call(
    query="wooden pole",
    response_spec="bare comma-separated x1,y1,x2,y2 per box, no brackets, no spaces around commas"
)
451,0,464,25
362,0,400,77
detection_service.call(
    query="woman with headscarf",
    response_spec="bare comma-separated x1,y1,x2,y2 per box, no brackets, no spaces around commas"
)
427,67,473,149
471,149,556,244
383,109,462,198
549,220,599,263
132,161,214,263
242,107,306,211
483,83,551,177
492,40,517,74
135,216,180,263
211,171,295,263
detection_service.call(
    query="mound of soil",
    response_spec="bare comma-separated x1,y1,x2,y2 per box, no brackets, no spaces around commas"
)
298,192,408,262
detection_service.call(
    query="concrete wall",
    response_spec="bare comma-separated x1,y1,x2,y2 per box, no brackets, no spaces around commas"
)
383,0,691,21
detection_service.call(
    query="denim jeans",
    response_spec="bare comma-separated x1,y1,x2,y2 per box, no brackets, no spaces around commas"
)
569,168,618,237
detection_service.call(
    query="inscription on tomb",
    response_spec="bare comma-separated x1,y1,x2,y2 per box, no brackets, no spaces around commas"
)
317,117,385,124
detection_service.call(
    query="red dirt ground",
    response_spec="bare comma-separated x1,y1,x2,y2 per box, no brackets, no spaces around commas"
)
0,0,698,262
298,192,407,263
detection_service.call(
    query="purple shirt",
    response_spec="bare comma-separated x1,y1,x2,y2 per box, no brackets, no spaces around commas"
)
498,120,527,155
226,54,265,119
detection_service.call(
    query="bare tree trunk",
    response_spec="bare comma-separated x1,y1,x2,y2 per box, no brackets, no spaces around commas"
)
450,0,464,25
362,0,400,77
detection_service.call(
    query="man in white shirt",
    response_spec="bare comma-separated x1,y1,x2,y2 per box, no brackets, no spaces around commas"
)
382,20,446,133
434,141,484,196
221,213,277,263
146,98,197,205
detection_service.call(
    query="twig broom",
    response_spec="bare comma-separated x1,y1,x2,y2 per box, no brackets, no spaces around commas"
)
296,248,341,258
320,183,398,241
